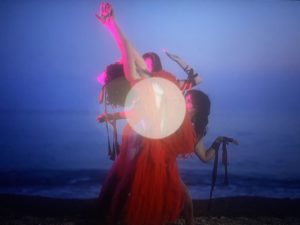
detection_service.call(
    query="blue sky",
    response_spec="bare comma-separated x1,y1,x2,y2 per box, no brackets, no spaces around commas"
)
0,0,300,173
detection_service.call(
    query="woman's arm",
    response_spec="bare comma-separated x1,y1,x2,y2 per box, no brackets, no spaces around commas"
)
194,138,216,163
96,2,148,84
97,111,126,123
195,136,238,163
163,50,202,89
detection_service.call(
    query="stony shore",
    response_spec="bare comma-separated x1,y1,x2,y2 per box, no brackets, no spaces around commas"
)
1,194,299,225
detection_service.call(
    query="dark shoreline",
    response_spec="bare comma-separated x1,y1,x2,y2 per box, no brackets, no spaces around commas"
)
1,194,300,225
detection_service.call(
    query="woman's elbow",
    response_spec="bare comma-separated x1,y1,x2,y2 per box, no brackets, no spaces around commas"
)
201,157,210,163
194,150,208,163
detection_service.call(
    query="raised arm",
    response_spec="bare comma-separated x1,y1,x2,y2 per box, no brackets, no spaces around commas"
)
164,50,202,90
96,2,148,84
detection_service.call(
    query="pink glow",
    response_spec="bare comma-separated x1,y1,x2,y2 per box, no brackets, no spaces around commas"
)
144,57,153,72
185,94,193,113
97,71,107,85
125,77,186,139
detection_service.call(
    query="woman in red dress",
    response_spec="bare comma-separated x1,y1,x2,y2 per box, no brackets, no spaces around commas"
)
96,2,196,225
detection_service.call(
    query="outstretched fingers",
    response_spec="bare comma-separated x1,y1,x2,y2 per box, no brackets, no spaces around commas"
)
96,2,114,24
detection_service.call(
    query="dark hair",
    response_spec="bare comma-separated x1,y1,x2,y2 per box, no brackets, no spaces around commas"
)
104,63,131,107
142,52,163,72
185,89,211,139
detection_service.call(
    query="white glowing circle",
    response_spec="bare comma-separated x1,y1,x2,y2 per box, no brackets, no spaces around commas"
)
124,77,186,139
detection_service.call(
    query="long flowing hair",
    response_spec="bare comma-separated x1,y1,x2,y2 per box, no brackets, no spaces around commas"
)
104,63,131,107
185,89,211,139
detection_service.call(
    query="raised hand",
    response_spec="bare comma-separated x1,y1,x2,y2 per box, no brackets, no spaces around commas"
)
96,2,114,25
163,49,191,74
163,49,182,63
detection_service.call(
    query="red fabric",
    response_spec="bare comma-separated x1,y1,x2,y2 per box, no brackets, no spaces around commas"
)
125,111,196,224
98,124,143,224
123,70,196,225
152,70,177,84
154,70,194,92
102,70,196,225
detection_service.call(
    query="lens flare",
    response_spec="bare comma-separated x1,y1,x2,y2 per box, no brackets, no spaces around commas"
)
124,77,186,139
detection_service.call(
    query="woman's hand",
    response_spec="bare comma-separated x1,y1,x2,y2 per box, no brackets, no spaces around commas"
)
96,2,114,25
216,136,239,145
97,112,114,123
163,49,182,63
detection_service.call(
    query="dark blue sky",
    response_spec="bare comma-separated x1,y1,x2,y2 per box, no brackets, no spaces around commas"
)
0,1,300,175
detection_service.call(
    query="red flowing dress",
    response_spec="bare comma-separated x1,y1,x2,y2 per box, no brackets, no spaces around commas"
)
124,70,196,225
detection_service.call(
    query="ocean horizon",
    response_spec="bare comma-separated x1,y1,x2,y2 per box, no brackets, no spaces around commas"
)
1,110,299,200
0,168,299,200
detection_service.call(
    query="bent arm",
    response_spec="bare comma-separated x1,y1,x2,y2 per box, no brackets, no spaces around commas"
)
164,50,202,89
103,18,139,84
195,136,238,163
194,138,215,163
97,3,148,84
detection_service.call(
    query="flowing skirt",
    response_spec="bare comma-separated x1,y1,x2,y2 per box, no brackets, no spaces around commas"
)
98,124,142,223
126,112,196,225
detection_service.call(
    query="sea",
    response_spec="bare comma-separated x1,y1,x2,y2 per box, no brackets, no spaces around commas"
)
0,167,299,200
0,110,300,200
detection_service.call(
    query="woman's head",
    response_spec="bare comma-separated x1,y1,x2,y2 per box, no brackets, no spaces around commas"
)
100,63,131,107
185,89,211,138
142,52,162,72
